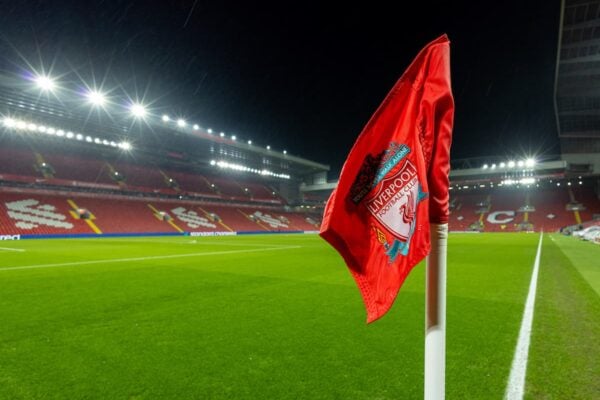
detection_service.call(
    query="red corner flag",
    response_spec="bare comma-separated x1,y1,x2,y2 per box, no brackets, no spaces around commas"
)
320,35,454,323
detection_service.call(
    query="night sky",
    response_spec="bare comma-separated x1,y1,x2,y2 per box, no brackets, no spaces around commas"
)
0,1,561,177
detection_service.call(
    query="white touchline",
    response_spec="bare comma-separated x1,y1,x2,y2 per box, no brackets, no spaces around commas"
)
504,232,544,400
0,247,25,252
0,245,301,272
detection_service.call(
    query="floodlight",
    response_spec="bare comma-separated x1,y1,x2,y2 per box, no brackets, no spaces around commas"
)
177,119,186,127
266,145,271,150
86,90,107,106
490,164,496,169
219,132,225,137
207,128,213,134
130,103,147,118
283,150,287,154
2,117,15,128
499,162,506,168
507,160,516,168
482,164,488,169
231,135,236,141
247,140,252,145
520,178,535,185
193,124,199,130
517,160,524,168
525,158,535,168
66,132,74,139
35,75,56,91
119,141,132,150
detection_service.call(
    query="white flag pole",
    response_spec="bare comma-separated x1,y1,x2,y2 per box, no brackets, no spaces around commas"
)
425,223,448,400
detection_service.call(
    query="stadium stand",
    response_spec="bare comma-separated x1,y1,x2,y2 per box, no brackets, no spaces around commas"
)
0,192,94,235
2,71,598,238
0,146,39,178
0,189,318,235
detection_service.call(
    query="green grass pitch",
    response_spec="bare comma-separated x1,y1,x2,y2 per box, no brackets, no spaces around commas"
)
0,233,598,399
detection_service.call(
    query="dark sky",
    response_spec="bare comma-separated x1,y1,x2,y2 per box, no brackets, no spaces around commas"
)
0,1,561,177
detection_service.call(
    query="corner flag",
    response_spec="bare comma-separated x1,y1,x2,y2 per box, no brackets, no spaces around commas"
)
319,35,454,323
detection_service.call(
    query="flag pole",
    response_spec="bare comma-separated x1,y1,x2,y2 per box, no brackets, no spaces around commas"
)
425,223,448,400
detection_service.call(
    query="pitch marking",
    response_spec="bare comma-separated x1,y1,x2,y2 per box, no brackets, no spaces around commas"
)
0,245,301,272
0,247,25,252
504,232,543,400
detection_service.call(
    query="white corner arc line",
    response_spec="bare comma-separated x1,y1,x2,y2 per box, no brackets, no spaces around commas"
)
504,232,544,400
0,245,301,272
0,247,25,252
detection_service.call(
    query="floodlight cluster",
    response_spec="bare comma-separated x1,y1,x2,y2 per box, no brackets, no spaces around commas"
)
210,160,290,180
2,116,131,150
18,72,294,178
482,158,536,170
501,177,536,186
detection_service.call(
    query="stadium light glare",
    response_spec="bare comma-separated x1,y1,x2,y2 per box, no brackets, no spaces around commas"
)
219,132,225,137
579,181,583,185
162,115,170,122
94,138,101,144
34,75,56,91
507,160,516,168
266,145,271,150
56,130,65,137
520,177,535,185
482,164,488,169
567,182,572,186
119,141,132,150
76,134,83,140
66,132,74,139
130,103,147,118
231,135,236,141
490,164,496,169
517,160,524,168
16,121,27,129
212,160,290,179
247,140,252,145
283,150,287,154
525,158,535,168
2,117,16,128
86,90,107,106
499,162,506,168
207,128,213,134
193,124,199,130
86,136,93,142
177,119,186,127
